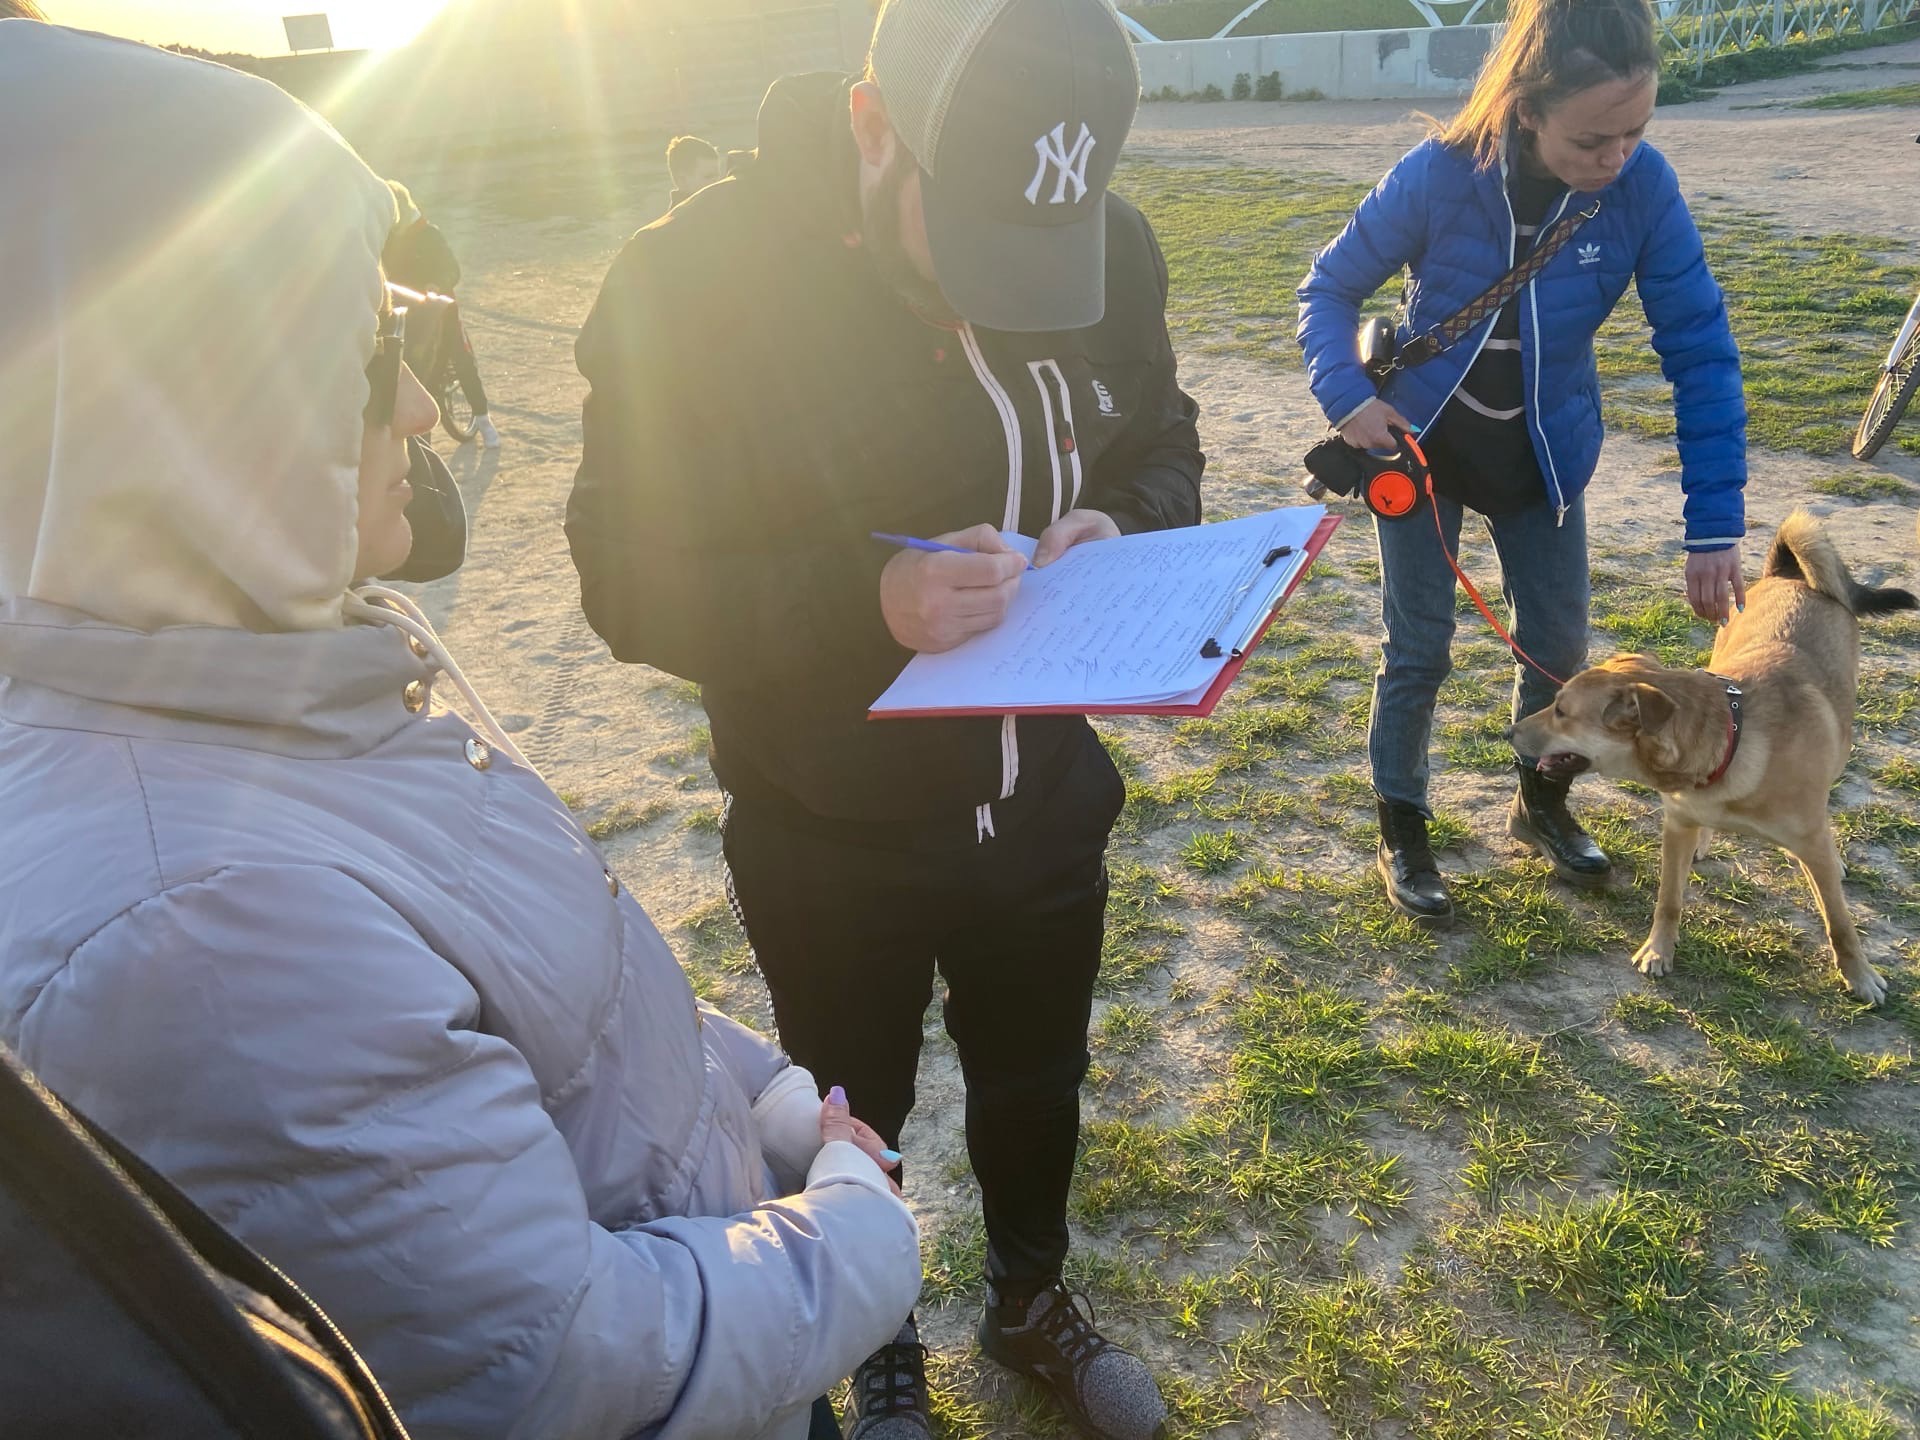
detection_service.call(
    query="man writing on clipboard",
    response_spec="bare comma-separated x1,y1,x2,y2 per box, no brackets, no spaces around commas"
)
568,1,1202,1435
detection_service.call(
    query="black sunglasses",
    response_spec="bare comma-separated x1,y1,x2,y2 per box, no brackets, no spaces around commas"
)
365,300,406,428
365,283,455,427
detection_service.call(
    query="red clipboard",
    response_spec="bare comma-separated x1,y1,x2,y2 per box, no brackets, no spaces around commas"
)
871,514,1341,720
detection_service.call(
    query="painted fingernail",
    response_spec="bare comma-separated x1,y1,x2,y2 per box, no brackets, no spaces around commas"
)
880,1149,903,1165
826,1085,847,1108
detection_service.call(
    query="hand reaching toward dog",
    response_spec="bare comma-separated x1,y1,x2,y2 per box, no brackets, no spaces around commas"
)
1684,548,1746,625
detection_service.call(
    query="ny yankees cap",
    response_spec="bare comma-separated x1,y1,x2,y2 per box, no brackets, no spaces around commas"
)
868,0,1140,332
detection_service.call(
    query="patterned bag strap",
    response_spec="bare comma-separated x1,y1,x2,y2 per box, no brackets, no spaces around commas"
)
1394,198,1602,371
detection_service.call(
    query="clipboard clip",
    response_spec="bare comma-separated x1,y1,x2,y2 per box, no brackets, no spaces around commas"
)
1199,545,1294,660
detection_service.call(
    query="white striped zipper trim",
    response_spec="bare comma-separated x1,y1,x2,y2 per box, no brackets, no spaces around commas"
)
1517,157,1575,525
959,324,1026,841
1527,270,1571,525
1027,359,1084,517
960,323,1024,531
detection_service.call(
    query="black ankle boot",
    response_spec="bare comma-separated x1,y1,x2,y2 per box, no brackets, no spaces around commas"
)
1376,799,1453,922
1509,762,1612,887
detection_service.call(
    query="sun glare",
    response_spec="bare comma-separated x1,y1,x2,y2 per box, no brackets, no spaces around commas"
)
44,1,452,55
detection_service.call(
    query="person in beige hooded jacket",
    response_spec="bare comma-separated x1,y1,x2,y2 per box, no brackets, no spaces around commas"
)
0,22,920,1440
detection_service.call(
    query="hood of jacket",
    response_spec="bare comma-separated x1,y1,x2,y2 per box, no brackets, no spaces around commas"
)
0,23,394,640
0,23,414,752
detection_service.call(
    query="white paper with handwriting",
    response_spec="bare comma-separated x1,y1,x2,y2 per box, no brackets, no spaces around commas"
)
870,505,1326,715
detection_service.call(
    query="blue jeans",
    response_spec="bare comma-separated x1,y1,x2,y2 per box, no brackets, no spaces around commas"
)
1368,495,1590,814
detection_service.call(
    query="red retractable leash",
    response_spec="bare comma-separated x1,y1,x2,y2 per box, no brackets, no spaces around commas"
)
1364,429,1568,688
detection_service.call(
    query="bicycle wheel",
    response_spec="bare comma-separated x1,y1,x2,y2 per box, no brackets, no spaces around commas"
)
437,356,477,445
1852,324,1920,460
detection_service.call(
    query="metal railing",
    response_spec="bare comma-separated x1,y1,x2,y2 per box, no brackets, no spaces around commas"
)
1120,0,1920,50
1654,0,1920,73
1120,0,1495,43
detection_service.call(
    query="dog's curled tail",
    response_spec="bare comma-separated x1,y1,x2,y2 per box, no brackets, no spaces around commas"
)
1766,509,1918,617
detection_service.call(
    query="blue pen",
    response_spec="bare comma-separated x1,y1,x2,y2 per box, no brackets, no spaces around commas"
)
871,532,1035,570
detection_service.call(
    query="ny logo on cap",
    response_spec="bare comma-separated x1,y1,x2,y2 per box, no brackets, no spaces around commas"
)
1025,122,1095,207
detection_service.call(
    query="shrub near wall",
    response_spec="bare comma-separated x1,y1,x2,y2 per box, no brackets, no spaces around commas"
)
1148,71,1322,103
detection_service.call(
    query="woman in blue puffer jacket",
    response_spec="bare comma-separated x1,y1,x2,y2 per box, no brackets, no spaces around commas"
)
1297,0,1748,922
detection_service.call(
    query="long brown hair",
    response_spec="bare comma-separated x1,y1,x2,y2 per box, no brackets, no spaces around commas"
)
0,1,48,16
1443,0,1660,168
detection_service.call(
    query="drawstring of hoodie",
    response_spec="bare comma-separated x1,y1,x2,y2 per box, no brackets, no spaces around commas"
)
344,585,538,775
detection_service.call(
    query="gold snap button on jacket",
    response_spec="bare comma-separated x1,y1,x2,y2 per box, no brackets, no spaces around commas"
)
403,680,427,713
464,738,492,771
605,869,620,897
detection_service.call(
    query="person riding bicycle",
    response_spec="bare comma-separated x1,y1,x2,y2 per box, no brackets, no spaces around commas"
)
382,180,500,449
1297,0,1748,922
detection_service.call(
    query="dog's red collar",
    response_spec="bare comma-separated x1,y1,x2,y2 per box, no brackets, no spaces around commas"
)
1698,678,1745,788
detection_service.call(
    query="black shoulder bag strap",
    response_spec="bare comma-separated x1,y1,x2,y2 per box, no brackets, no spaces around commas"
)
0,1045,411,1440
1392,198,1602,372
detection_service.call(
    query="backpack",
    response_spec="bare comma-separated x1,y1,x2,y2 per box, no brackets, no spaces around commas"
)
0,1042,411,1440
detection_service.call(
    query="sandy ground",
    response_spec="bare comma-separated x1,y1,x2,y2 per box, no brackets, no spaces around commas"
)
385,50,1920,1433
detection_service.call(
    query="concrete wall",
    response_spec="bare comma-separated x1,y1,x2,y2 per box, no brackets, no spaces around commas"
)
1134,24,1496,101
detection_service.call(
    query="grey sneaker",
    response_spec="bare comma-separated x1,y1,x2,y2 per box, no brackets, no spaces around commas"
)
977,1284,1167,1440
845,1320,931,1438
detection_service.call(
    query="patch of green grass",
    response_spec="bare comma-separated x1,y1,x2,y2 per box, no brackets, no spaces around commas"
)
1811,470,1917,500
1233,986,1378,1123
1437,709,1515,773
1096,728,1145,780
681,805,722,834
1834,802,1920,851
1180,827,1247,875
1462,1185,1908,1438
1615,991,1683,1032
1591,591,1711,667
1120,763,1221,836
1101,860,1184,994
1094,1001,1161,1058
1446,861,1629,990
1461,1107,1576,1207
1380,1022,1550,1111
1784,1167,1906,1248
1858,668,1920,733
1120,164,1368,362
584,797,668,841
1879,755,1920,795
1795,80,1920,109
1698,1013,1908,1099
1177,701,1315,769
654,722,711,771
1596,218,1920,455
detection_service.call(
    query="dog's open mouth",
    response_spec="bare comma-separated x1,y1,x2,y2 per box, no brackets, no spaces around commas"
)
1536,752,1591,780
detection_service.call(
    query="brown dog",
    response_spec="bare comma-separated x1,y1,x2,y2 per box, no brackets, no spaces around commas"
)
1511,512,1915,1003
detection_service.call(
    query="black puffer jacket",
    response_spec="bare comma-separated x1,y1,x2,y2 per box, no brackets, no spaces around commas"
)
568,73,1204,828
